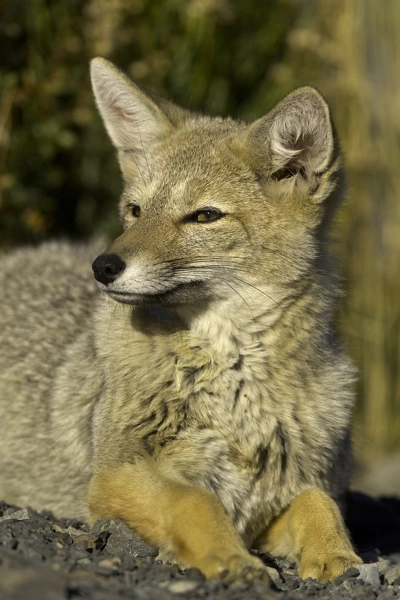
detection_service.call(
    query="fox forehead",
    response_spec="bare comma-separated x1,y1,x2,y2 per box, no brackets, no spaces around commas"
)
120,126,260,213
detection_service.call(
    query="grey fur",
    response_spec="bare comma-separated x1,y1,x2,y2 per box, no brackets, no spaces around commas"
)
0,59,355,551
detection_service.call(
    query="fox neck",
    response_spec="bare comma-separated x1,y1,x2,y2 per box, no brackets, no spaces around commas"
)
175,274,335,362
104,274,333,362
175,282,298,355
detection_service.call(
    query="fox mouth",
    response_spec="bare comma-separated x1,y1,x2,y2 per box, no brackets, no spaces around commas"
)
104,280,208,306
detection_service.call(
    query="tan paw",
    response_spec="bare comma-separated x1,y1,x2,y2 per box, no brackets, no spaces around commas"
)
201,552,270,584
156,547,176,565
300,549,361,582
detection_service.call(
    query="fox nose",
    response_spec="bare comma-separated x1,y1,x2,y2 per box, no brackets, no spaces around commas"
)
92,253,126,285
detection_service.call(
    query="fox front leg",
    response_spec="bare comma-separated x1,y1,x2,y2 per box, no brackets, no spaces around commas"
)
254,488,361,581
87,460,269,583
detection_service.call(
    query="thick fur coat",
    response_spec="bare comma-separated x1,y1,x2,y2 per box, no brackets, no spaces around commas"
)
0,58,360,582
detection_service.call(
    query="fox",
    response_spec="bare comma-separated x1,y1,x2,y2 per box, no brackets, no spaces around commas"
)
0,57,361,584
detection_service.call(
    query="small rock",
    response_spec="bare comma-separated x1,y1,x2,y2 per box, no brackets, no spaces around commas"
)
304,578,325,590
283,574,303,591
334,566,360,585
341,578,357,593
91,518,158,557
66,525,87,537
0,508,30,522
377,559,394,575
184,567,205,581
266,566,284,589
386,564,400,585
167,580,200,594
76,557,92,567
377,592,399,600
357,563,381,588
98,556,122,570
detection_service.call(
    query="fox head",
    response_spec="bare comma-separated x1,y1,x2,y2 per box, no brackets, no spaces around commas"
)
90,58,343,312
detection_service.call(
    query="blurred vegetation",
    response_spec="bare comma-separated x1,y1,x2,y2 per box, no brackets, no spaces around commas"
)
0,0,295,243
0,0,399,462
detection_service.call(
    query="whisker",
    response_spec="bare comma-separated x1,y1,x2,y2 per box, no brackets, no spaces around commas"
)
153,251,307,275
230,276,282,309
219,278,256,320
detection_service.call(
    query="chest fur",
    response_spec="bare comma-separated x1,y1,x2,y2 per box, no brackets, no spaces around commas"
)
95,305,351,539
104,335,335,474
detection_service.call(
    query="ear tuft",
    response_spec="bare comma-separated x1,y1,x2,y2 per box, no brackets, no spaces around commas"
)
246,87,335,184
270,87,334,175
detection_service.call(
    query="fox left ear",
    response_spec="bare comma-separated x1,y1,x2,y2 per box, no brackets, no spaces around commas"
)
90,57,189,179
245,87,337,194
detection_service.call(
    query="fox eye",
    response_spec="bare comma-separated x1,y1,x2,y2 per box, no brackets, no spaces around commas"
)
130,204,141,218
186,208,224,223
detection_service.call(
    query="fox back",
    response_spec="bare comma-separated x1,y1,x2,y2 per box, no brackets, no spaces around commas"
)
0,59,358,580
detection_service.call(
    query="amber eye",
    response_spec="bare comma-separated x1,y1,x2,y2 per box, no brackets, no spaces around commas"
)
188,208,223,223
130,204,141,218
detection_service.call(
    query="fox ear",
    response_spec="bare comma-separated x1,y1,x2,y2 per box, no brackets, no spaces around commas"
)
246,87,336,190
90,58,175,177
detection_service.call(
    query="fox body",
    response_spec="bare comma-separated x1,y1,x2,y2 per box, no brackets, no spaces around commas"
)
0,59,360,582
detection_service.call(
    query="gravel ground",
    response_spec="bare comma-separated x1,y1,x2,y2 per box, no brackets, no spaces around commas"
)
0,492,399,600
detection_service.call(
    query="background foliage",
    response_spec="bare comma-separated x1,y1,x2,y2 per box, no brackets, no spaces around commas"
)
1,0,399,465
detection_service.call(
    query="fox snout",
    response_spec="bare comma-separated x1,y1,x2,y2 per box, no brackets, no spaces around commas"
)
92,253,126,285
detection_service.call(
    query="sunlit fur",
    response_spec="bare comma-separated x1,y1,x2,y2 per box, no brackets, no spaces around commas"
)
0,58,360,583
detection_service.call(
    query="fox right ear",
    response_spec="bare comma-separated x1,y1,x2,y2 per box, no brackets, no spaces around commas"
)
243,87,337,202
90,58,173,177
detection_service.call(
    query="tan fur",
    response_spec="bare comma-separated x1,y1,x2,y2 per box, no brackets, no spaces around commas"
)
0,58,361,583
255,488,360,580
87,462,268,583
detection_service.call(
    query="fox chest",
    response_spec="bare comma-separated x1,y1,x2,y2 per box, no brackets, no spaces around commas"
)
158,372,319,541
118,346,324,479
119,355,323,537
104,342,339,540
131,351,285,459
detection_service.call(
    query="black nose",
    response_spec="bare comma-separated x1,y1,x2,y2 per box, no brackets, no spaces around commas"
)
92,253,126,285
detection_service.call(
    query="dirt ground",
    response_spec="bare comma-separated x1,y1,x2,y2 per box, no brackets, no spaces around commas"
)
0,491,399,600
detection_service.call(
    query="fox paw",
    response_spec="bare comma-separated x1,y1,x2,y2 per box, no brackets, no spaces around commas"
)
206,553,270,584
300,549,361,582
156,548,176,565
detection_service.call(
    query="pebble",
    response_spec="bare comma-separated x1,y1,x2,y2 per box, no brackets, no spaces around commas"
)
166,580,200,594
1,496,400,599
98,556,122,570
91,518,158,557
386,565,400,585
0,508,30,522
378,560,395,575
334,566,360,585
357,563,381,588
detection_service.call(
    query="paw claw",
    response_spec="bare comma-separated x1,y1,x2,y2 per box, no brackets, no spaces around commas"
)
220,555,270,585
301,550,361,582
